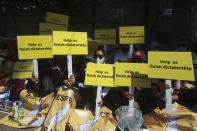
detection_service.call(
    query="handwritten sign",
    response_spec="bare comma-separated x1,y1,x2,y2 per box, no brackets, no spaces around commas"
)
17,35,53,60
119,26,144,44
148,51,195,81
53,31,88,55
12,61,33,79
94,29,116,45
88,40,98,55
84,63,114,87
46,12,69,26
115,63,150,87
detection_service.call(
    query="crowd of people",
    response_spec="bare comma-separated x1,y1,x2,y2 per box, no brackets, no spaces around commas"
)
0,36,197,118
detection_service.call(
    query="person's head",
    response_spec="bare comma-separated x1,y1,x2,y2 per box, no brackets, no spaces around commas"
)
94,48,105,59
93,48,106,64
177,38,191,51
120,45,130,53
149,41,159,51
130,51,144,63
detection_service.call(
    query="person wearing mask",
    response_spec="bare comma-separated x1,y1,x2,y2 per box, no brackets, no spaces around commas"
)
26,56,76,108
114,45,133,63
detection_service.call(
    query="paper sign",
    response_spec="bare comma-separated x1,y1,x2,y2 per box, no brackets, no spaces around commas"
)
12,61,33,79
88,40,98,55
119,26,144,44
39,23,67,32
17,35,53,60
53,31,88,55
84,63,114,87
148,51,195,81
46,12,69,26
40,31,51,35
94,29,116,45
115,63,151,87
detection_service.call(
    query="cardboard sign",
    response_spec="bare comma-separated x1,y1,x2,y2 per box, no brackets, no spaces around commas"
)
39,23,67,35
148,51,195,81
46,12,69,26
17,35,53,60
12,61,33,79
53,31,88,55
84,63,114,87
88,40,98,55
119,26,144,44
94,29,116,45
115,63,151,87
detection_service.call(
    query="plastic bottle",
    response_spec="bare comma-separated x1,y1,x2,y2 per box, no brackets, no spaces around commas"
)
18,101,23,119
4,93,9,108
13,102,18,121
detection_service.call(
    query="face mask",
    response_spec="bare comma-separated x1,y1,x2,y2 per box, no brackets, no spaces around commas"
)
97,57,105,64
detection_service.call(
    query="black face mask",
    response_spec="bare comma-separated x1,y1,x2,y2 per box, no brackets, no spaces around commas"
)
121,47,129,53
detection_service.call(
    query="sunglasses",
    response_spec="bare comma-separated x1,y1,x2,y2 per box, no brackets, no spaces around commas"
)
94,55,104,59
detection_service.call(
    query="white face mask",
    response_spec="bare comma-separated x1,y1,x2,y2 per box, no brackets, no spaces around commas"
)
97,57,105,64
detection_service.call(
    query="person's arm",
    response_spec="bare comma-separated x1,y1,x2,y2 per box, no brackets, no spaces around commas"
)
63,74,75,87
119,87,133,100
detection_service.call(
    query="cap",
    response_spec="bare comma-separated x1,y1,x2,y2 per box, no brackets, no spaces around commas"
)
132,51,144,60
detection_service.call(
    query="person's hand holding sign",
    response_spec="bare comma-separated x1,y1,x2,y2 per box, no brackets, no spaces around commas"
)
31,75,39,90
64,74,75,87
123,91,134,100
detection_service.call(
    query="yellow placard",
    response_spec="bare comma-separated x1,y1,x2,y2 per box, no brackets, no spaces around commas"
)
84,63,114,87
12,61,33,79
39,23,67,32
40,31,52,35
88,40,98,55
148,51,195,81
46,12,69,26
17,35,53,60
119,26,144,44
53,31,88,55
115,63,151,87
94,29,116,45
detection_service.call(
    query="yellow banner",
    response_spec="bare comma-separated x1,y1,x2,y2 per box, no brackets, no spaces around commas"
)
88,40,98,55
148,51,195,81
119,26,144,44
53,31,88,55
12,61,33,79
46,12,69,26
94,29,116,45
84,63,114,87
115,63,151,87
39,23,67,33
43,88,76,131
17,35,53,60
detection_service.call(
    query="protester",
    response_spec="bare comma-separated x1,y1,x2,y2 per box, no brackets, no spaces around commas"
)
118,51,145,111
114,44,133,63
79,48,107,111
25,56,76,108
